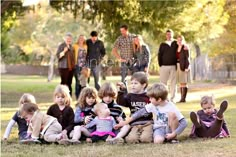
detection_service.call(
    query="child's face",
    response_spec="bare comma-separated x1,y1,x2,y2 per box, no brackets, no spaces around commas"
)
22,112,33,122
150,97,159,106
55,94,65,106
86,96,96,106
202,103,215,115
130,79,146,94
102,96,113,104
98,104,110,117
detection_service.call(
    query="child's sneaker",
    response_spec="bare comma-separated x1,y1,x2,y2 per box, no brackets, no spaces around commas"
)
190,112,201,128
106,137,124,145
20,139,41,144
170,139,179,144
69,139,81,145
216,100,228,119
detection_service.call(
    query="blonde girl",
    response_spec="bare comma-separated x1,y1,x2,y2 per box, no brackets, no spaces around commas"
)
47,84,74,144
3,93,36,141
70,87,98,144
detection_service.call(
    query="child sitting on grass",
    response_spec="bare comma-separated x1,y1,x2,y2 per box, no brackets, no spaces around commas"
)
47,85,75,145
116,72,153,144
98,82,130,144
3,93,36,141
70,87,97,144
86,103,117,143
190,96,230,138
19,102,65,144
115,83,187,144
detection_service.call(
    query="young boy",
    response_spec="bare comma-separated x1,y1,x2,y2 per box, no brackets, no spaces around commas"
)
115,83,187,144
115,72,153,144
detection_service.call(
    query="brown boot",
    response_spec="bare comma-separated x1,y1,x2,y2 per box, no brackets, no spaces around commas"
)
178,87,185,103
181,87,188,102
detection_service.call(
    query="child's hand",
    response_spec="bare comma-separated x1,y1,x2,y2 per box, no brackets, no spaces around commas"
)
114,121,126,129
165,132,177,140
116,117,123,123
116,82,126,90
84,116,92,124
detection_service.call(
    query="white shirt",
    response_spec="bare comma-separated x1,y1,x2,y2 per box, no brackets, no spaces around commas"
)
145,102,184,129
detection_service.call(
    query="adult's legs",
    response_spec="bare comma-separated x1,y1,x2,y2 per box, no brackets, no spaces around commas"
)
91,65,101,90
59,68,69,85
169,66,177,102
67,69,74,96
121,62,129,82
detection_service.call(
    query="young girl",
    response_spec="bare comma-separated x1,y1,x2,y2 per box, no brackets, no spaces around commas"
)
19,102,65,143
86,103,117,143
70,87,97,144
98,82,130,144
47,84,75,145
3,93,36,141
190,96,230,138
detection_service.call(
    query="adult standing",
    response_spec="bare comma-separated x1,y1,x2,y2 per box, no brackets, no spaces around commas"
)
73,35,87,99
176,35,190,103
112,24,135,82
133,35,151,73
86,31,106,90
158,29,178,102
56,33,75,96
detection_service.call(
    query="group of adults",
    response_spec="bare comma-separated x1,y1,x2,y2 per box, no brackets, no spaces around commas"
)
56,24,190,103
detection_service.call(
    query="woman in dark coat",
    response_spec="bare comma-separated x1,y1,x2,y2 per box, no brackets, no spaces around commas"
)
176,35,190,103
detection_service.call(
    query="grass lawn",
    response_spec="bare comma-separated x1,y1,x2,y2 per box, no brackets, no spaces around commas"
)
1,74,236,157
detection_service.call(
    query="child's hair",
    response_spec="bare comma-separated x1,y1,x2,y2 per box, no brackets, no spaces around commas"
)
93,103,106,115
81,67,91,78
200,95,215,107
131,72,148,89
98,82,117,99
147,83,168,101
76,87,98,108
18,93,36,108
54,84,72,106
19,102,39,117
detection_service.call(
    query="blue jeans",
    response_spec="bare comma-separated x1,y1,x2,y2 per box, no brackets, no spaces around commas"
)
121,62,134,82
90,64,101,90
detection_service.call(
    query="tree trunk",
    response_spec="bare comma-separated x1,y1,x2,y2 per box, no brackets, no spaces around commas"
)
48,52,55,82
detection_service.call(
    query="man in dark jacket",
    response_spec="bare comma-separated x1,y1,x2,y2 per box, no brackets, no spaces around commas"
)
158,29,178,102
86,31,106,90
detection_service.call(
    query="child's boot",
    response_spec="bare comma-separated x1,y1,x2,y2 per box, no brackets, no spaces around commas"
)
190,112,201,128
216,100,228,119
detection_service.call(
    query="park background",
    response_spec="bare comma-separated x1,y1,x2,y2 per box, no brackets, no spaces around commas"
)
1,0,236,157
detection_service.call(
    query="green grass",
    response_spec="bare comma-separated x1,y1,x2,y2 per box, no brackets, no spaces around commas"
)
1,74,236,157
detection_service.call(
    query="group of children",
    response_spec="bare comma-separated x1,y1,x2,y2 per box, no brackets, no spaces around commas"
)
3,72,230,145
